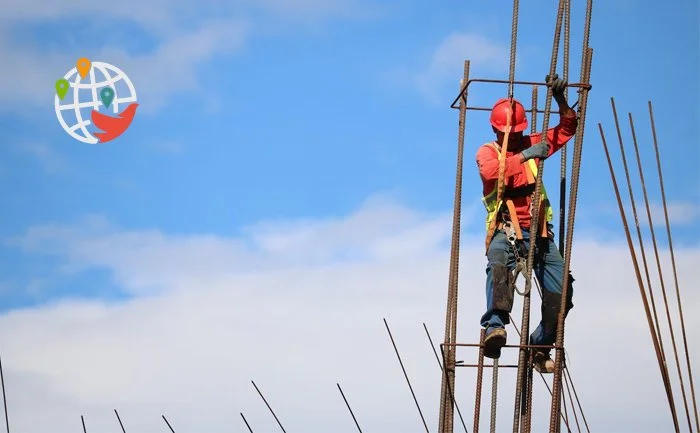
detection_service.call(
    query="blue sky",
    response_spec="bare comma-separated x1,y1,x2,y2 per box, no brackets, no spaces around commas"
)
0,0,698,431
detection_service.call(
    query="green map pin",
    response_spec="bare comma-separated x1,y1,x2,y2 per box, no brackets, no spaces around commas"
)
55,78,69,100
100,87,115,108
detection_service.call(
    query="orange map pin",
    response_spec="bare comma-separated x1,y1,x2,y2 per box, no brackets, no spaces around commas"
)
76,57,91,79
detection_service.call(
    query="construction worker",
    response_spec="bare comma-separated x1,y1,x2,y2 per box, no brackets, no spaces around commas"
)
476,74,576,373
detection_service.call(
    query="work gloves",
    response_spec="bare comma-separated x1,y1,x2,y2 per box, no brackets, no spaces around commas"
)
546,73,568,102
521,141,550,161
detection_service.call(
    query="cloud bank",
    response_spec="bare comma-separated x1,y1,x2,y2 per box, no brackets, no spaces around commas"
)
1,197,698,432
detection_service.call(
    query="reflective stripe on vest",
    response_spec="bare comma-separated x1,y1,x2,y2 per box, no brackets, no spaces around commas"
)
481,143,553,232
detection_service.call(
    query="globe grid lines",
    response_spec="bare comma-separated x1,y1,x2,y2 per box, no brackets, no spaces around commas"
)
54,61,138,144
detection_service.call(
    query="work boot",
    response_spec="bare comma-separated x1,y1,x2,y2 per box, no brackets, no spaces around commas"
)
483,327,507,359
533,350,555,373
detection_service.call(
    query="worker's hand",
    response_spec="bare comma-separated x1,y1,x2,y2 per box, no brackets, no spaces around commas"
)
520,141,549,162
546,73,568,102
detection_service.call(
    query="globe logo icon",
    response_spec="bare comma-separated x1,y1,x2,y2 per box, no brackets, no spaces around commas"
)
54,57,139,144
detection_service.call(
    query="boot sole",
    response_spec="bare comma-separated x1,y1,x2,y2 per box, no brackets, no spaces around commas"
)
483,333,507,359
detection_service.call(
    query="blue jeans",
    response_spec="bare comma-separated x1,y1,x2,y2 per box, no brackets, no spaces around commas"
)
480,225,574,347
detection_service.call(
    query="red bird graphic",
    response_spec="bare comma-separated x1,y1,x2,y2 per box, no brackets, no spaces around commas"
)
91,103,139,143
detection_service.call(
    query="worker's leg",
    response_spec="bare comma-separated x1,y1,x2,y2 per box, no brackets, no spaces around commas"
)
480,230,517,331
530,227,575,348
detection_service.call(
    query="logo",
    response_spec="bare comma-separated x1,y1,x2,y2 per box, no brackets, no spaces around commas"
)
54,57,138,144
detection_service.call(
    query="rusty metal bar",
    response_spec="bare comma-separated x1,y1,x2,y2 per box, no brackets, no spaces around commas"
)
450,79,591,109
490,359,499,433
513,2,567,430
0,352,9,433
162,415,176,433
473,329,486,433
423,324,468,433
563,371,580,432
438,59,470,433
507,0,520,98
252,381,287,433
610,98,680,430
384,318,430,433
240,413,255,433
599,121,680,432
629,111,693,431
337,383,363,433
564,363,591,432
649,100,700,432
549,42,593,433
443,343,558,350
114,409,127,433
559,0,571,256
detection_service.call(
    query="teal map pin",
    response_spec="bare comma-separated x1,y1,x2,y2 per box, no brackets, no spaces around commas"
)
100,87,115,108
55,78,69,100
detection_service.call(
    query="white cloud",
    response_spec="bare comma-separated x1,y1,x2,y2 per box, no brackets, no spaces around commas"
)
410,32,510,103
0,0,365,114
1,197,699,432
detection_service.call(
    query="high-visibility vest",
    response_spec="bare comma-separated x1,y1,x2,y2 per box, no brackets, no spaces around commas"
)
481,142,553,233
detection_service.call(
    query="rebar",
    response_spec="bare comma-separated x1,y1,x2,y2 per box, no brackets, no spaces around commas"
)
599,121,680,432
252,381,287,433
81,415,87,433
473,329,486,433
559,0,571,254
490,359,499,433
0,352,9,433
424,324,468,432
514,2,567,431
114,409,126,433
549,44,593,433
610,99,680,431
385,319,430,433
629,111,693,431
162,415,176,433
649,100,700,431
438,59,470,433
507,0,520,98
241,413,254,433
337,383,363,433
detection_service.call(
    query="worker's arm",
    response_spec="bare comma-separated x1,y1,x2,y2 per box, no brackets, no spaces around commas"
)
476,145,524,181
529,74,578,158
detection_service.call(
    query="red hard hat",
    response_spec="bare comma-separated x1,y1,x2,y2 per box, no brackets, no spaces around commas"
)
490,98,528,133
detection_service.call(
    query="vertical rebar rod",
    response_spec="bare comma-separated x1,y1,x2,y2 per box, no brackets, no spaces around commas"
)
438,60,470,433
337,383,363,433
599,122,680,432
563,371,581,432
80,415,87,433
114,409,126,433
559,0,571,254
649,100,700,432
251,381,287,433
385,319,430,433
610,99,680,431
0,353,9,433
564,363,591,432
473,329,486,433
507,0,520,98
424,324,468,433
522,83,540,433
241,413,255,433
549,45,593,433
629,111,693,431
611,99,667,367
490,359,499,433
515,2,566,432
560,381,571,433
162,415,176,433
